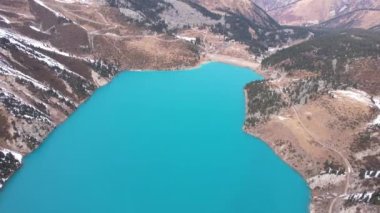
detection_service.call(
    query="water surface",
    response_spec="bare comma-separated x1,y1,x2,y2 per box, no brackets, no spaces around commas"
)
0,62,309,213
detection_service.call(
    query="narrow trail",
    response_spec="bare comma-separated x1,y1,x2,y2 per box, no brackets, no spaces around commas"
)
290,103,352,213
272,82,352,213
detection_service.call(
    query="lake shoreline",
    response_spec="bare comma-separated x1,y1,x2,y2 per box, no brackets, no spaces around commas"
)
242,88,313,212
127,54,266,78
0,62,309,212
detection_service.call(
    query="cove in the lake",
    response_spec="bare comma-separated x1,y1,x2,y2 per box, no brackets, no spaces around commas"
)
0,62,310,213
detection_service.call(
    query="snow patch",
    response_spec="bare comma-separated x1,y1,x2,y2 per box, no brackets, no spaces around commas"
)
307,173,346,189
345,191,375,203
331,90,380,126
175,35,197,43
29,25,41,32
331,88,373,105
0,87,52,124
370,97,380,126
0,60,74,110
0,28,74,58
28,25,48,34
0,15,10,24
33,0,68,20
0,28,87,80
0,60,48,90
0,148,23,163
339,5,348,13
364,170,380,179
267,45,290,55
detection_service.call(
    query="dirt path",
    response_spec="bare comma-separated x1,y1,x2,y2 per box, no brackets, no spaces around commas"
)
271,80,353,213
290,105,352,213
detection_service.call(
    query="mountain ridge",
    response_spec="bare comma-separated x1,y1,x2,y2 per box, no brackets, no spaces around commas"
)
0,1,379,212
254,0,380,30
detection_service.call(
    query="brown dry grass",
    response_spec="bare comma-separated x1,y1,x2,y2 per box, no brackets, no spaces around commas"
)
93,35,199,70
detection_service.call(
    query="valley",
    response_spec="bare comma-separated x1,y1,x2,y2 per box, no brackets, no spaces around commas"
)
0,0,379,213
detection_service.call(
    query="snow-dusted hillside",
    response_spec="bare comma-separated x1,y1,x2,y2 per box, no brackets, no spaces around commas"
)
0,0,117,188
0,0,202,189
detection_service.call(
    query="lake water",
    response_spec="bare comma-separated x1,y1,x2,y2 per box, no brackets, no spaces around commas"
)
0,62,310,213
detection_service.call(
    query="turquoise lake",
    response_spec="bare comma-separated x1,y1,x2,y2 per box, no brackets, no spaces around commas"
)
0,62,309,212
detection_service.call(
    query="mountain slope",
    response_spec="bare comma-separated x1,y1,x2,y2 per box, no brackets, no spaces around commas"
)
191,0,279,29
318,8,380,29
257,0,380,29
0,0,201,188
106,0,222,32
262,29,380,95
0,0,311,191
106,0,311,55
245,29,380,212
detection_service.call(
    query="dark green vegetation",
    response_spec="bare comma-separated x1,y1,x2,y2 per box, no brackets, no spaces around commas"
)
345,190,380,206
211,13,310,55
106,0,173,32
261,29,380,96
0,90,50,150
181,0,221,20
244,75,349,127
245,29,380,127
262,29,380,100
262,29,380,73
90,59,120,78
0,151,21,188
284,75,350,105
0,37,96,101
106,0,221,33
106,0,311,55
323,160,345,175
244,76,337,127
244,80,286,127
351,127,379,153
351,126,380,177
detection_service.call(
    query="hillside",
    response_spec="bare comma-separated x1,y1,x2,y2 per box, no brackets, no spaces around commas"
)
191,0,279,29
0,0,201,188
0,1,378,212
0,0,312,190
105,0,311,55
245,29,380,212
317,8,380,29
262,29,380,96
258,0,380,29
